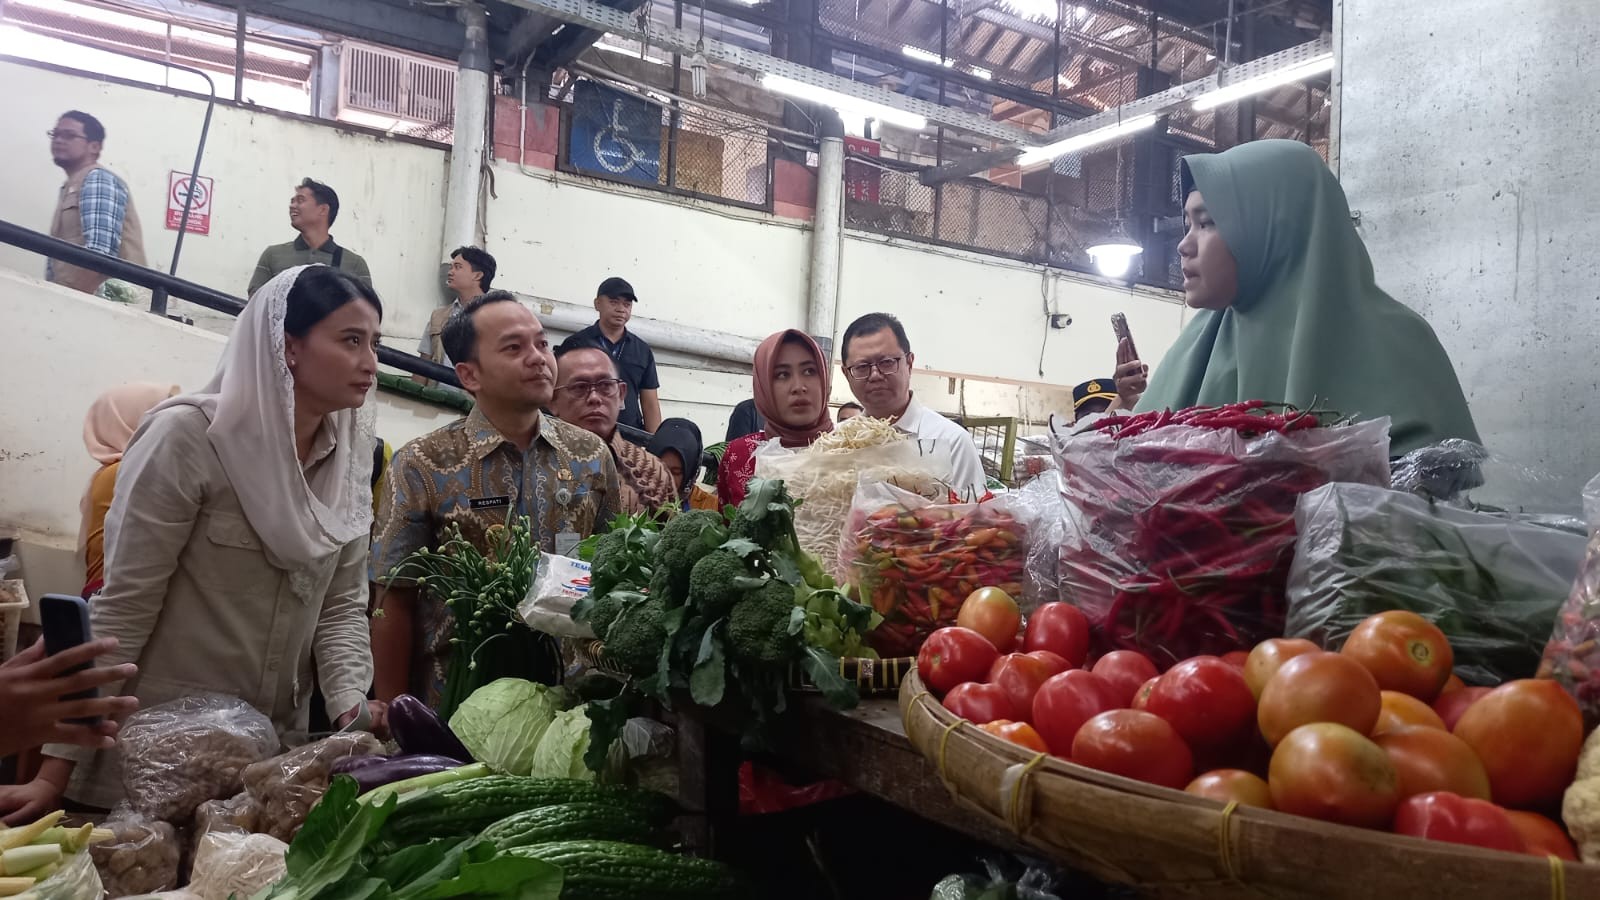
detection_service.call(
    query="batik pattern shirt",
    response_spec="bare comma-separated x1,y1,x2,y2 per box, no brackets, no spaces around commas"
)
371,407,620,703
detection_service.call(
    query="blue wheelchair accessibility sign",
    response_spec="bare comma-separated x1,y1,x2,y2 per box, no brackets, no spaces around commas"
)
569,80,663,184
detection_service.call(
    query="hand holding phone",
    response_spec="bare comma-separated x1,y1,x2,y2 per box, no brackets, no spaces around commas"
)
1110,313,1149,407
41,594,103,725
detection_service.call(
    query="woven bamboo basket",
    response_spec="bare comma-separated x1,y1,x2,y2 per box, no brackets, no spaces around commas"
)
899,670,1600,899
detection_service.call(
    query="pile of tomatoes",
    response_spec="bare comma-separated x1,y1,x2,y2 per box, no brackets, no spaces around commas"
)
917,597,1587,860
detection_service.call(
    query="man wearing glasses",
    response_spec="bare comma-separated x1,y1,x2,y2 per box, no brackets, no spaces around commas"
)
552,342,679,515
558,277,662,433
839,313,989,500
46,111,147,295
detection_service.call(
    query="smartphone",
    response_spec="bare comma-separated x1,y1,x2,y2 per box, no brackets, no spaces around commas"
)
40,593,100,725
1111,312,1139,361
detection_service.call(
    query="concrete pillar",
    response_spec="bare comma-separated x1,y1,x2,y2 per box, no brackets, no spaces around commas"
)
441,3,491,255
808,111,845,361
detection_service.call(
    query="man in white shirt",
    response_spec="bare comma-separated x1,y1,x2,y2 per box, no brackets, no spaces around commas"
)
839,312,989,500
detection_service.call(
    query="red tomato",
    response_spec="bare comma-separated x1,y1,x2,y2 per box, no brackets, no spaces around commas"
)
1243,638,1320,700
1504,810,1578,861
1091,651,1159,708
1185,769,1273,809
1392,792,1522,854
957,587,1022,652
1257,652,1381,747
1341,611,1455,702
1432,686,1491,730
977,720,1049,753
1025,650,1071,676
942,681,1012,724
1022,603,1092,668
1145,657,1257,752
987,653,1056,722
1220,651,1250,669
1072,710,1194,790
1373,690,1447,735
1453,679,1583,810
1374,726,1491,801
1031,669,1120,756
917,627,1000,695
1268,723,1400,829
1131,676,1159,711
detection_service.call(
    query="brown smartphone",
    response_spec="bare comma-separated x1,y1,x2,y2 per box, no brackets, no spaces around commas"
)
1111,313,1138,360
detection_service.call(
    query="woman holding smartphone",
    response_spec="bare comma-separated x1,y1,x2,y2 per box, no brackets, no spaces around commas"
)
0,266,384,820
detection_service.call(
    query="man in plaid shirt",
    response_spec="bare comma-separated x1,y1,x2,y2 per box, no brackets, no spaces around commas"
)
47,110,146,295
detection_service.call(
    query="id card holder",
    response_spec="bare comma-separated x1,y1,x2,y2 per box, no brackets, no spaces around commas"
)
554,531,581,557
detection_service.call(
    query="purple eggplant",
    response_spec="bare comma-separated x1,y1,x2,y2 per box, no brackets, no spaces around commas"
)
388,694,474,760
343,754,466,793
331,754,392,775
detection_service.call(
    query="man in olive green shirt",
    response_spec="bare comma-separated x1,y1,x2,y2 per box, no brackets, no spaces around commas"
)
247,178,373,296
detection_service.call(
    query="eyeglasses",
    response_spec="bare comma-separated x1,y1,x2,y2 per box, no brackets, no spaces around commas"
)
843,356,905,380
47,130,87,141
556,379,625,400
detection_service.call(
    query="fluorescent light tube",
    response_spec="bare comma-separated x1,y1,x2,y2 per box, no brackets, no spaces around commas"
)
762,74,929,130
1192,54,1334,111
901,45,948,66
1016,114,1158,167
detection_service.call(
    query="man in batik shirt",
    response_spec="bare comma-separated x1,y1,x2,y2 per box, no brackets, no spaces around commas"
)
370,291,619,705
552,341,679,516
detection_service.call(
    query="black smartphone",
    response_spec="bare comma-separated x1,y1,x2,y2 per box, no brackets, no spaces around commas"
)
40,593,100,725
1111,313,1139,361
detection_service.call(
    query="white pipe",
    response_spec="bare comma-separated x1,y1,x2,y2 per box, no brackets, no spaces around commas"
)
808,117,846,361
526,295,761,367
442,3,491,252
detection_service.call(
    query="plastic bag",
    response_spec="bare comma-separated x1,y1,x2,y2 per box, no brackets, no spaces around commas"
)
26,849,103,900
1393,438,1584,520
755,438,948,578
119,694,280,823
1012,473,1067,613
1540,472,1600,728
242,732,384,842
929,852,1064,900
1287,482,1584,686
519,552,595,639
1053,418,1391,667
193,792,262,843
841,481,1031,657
188,831,289,900
90,805,182,898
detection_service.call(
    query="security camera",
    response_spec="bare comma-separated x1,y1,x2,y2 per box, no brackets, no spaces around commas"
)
1049,314,1072,329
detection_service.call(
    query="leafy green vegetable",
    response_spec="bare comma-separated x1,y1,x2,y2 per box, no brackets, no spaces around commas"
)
529,707,607,782
448,679,565,776
252,776,396,900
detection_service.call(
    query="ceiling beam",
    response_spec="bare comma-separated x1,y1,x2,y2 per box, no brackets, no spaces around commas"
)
200,0,487,61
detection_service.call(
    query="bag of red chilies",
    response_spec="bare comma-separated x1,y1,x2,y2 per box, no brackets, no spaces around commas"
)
1052,403,1390,668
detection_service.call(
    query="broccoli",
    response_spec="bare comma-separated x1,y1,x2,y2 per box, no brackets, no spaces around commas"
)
603,595,668,678
653,509,729,605
687,549,768,617
728,579,803,665
731,479,832,589
584,590,627,640
586,529,631,596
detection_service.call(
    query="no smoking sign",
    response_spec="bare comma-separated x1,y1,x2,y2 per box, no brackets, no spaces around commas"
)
166,170,214,235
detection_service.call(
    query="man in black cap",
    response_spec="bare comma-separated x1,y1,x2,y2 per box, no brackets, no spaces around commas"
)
559,276,661,432
1072,379,1118,421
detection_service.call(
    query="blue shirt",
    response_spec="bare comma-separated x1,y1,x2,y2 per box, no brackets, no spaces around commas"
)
46,169,128,281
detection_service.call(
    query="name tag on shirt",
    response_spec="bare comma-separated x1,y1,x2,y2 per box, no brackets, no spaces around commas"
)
470,495,511,510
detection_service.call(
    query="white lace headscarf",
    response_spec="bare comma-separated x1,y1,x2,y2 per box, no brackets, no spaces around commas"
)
149,265,377,578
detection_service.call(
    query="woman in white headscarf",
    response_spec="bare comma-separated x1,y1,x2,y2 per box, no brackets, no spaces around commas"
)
1,266,384,820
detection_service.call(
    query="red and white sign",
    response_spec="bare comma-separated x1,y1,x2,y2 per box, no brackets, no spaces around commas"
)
844,136,882,205
166,171,213,235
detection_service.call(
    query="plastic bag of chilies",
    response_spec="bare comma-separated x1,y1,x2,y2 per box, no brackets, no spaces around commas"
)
1051,416,1390,668
1540,471,1600,730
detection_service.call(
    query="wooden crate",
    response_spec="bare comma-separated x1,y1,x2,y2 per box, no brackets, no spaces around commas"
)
898,670,1599,899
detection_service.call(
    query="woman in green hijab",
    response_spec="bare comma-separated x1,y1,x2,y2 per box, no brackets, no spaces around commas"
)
1134,139,1478,456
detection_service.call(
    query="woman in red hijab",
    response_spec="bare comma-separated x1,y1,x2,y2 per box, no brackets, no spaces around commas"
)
716,329,832,508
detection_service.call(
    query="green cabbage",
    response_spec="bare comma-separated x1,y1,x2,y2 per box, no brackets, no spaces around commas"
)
527,707,595,781
447,678,563,775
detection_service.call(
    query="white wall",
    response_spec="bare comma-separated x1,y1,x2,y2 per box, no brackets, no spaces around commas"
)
0,58,450,340
0,269,456,554
1335,0,1600,499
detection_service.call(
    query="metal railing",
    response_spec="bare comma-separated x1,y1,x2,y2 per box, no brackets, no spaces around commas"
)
0,219,462,387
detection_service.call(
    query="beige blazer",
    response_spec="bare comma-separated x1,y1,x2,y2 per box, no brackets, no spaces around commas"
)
46,405,373,810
